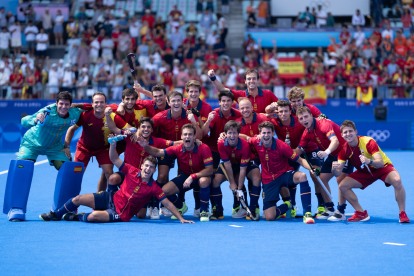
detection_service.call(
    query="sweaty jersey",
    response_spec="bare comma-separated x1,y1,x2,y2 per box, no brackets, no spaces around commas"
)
249,137,299,184
76,110,127,151
21,104,82,149
291,103,322,118
114,163,166,222
230,87,278,113
299,118,345,156
272,115,318,152
338,136,392,174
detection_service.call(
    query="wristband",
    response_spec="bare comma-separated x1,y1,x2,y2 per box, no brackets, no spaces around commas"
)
324,149,331,155
191,174,197,180
369,159,373,165
209,75,216,81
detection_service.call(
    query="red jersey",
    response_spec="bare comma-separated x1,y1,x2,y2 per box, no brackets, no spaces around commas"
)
299,118,345,157
316,74,326,85
76,110,127,152
338,136,392,174
152,108,194,141
10,73,24,89
339,31,350,45
218,138,251,166
142,15,155,28
325,71,335,87
272,115,318,152
124,135,173,167
230,87,278,114
183,98,212,123
358,72,368,86
164,143,213,175
259,69,272,85
136,99,169,118
207,108,242,153
162,71,174,86
347,74,358,87
235,112,268,137
114,163,166,222
249,137,299,184
291,103,321,118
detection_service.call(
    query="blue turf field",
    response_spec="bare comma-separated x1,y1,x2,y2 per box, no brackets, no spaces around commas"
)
0,151,413,275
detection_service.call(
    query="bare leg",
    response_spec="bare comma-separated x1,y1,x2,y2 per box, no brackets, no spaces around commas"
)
264,206,276,221
338,177,364,211
72,193,96,209
86,211,110,222
385,171,406,213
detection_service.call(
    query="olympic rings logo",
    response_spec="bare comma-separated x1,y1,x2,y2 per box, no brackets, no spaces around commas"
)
367,130,390,142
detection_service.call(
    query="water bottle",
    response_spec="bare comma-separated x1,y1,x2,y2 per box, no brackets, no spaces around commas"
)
285,134,291,146
37,106,52,127
108,135,127,144
127,127,137,133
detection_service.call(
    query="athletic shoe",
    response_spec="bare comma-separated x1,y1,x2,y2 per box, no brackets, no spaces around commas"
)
303,212,315,224
200,211,210,222
171,203,188,220
327,210,346,221
160,207,172,217
232,207,247,218
193,208,200,218
147,207,153,218
316,209,335,220
399,211,410,223
210,209,224,220
314,206,326,218
62,212,83,221
291,205,297,218
39,211,60,221
150,207,160,220
347,210,370,222
277,201,291,219
247,208,260,221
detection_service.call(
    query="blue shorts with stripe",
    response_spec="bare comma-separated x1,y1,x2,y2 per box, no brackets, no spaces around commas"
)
321,155,354,174
93,191,122,222
288,149,323,171
171,173,212,193
262,170,296,210
157,155,176,168
216,159,260,177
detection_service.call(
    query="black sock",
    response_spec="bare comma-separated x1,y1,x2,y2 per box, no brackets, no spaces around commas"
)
315,193,325,207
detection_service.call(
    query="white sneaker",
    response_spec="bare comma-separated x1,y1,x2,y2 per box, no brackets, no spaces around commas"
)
150,207,160,220
327,210,346,221
193,208,200,218
316,209,335,220
232,207,247,218
147,207,153,218
159,207,172,217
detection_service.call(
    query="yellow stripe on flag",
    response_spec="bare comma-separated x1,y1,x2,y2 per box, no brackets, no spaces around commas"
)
74,166,83,173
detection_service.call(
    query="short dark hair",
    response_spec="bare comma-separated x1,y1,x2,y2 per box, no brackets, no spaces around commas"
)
121,88,138,100
92,92,107,102
143,155,158,167
258,121,275,133
218,90,234,101
138,117,154,128
56,91,73,105
340,120,356,133
244,68,260,80
224,120,241,134
168,91,183,101
277,100,291,110
152,84,167,95
181,123,196,135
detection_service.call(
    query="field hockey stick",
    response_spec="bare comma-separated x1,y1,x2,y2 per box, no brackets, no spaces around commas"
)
126,53,141,100
360,150,373,176
218,163,259,221
298,147,333,200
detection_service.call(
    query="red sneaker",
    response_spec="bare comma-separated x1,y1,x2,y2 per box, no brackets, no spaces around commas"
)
399,211,410,223
347,210,370,222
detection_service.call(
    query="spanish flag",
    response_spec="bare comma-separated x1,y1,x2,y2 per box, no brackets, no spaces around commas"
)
74,166,83,173
356,86,373,107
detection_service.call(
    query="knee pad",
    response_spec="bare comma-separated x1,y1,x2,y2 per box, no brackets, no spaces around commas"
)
3,160,34,220
52,162,84,211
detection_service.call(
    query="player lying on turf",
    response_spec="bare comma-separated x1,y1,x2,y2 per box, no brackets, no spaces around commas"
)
249,122,316,224
39,144,194,223
211,120,261,220
332,120,410,223
137,124,214,221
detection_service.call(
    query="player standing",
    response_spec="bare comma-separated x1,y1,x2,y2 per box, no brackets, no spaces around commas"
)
249,122,315,223
333,120,409,223
208,68,278,114
211,121,261,220
137,124,214,221
183,80,212,124
297,106,353,221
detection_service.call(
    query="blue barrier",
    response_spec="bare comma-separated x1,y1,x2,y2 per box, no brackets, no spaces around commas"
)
0,99,412,151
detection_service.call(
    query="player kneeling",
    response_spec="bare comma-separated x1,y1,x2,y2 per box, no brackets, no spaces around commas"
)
332,120,409,223
211,121,261,220
39,140,194,224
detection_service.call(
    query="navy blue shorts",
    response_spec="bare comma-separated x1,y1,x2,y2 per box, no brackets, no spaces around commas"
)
171,173,211,193
93,191,122,222
212,151,221,170
321,155,354,174
216,160,260,177
288,149,323,171
157,155,176,168
262,170,296,210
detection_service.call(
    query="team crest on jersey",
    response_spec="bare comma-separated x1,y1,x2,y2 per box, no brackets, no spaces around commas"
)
189,159,193,166
250,130,254,136
175,125,179,132
141,150,145,156
254,103,258,110
104,122,108,128
70,119,76,126
231,152,236,159
265,154,269,160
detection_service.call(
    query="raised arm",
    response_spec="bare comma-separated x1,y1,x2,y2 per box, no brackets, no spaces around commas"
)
109,138,124,169
21,105,51,128
207,69,230,92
